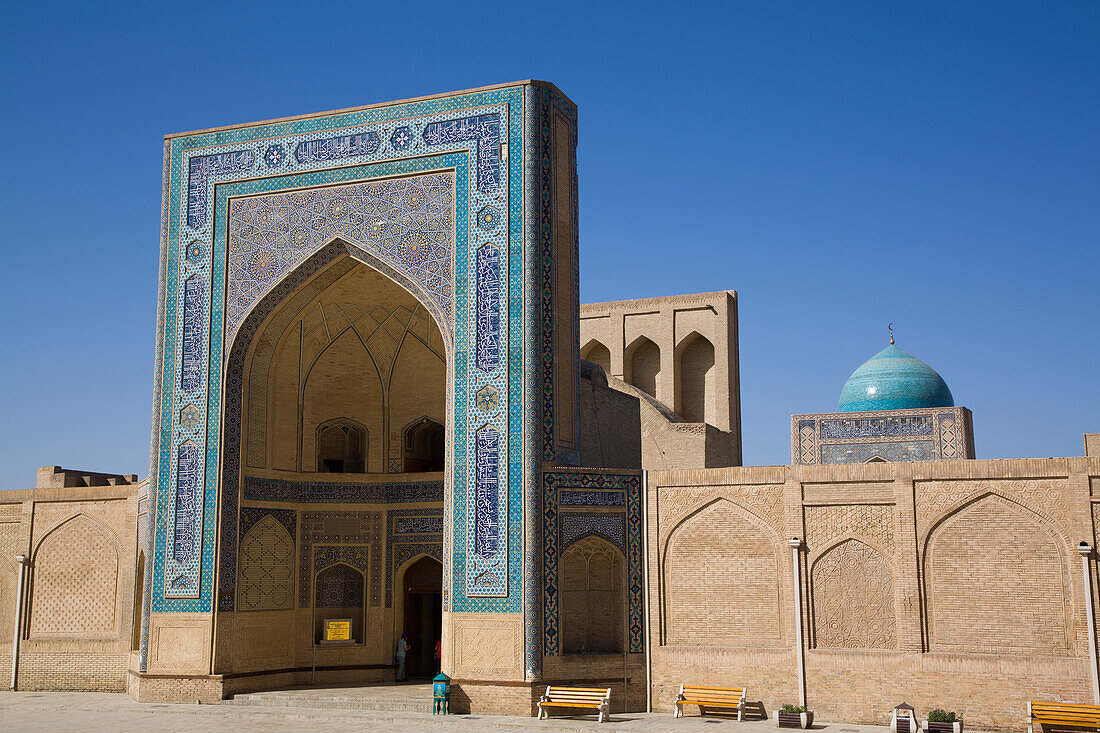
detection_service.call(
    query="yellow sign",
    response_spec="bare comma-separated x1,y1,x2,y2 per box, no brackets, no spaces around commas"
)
325,619,351,642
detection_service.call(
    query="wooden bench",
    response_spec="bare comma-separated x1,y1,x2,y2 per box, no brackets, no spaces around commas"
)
674,684,747,719
536,686,612,722
1028,701,1100,733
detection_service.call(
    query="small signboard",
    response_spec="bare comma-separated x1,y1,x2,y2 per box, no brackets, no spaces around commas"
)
324,618,352,643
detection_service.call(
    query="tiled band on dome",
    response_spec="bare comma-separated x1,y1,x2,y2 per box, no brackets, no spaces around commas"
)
792,407,974,465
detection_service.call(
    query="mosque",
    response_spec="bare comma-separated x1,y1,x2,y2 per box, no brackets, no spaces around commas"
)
0,82,1096,729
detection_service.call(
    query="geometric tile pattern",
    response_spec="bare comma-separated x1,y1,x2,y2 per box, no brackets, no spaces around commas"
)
299,511,381,608
226,173,454,333
238,515,295,611
386,508,444,607
542,470,643,658
791,407,974,465
561,514,625,548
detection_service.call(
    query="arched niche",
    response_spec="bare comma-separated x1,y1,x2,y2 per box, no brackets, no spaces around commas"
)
662,499,782,646
560,536,625,654
922,493,1073,655
810,538,896,649
674,331,715,424
29,514,120,638
581,339,611,375
314,562,365,644
626,336,660,399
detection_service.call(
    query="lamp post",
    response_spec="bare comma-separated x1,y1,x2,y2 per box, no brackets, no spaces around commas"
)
788,538,806,708
10,554,27,691
1078,542,1099,704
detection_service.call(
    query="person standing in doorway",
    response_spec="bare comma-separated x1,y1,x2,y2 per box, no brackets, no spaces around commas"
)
434,638,442,674
396,632,411,682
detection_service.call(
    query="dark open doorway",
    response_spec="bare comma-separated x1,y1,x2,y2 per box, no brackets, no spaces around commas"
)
401,556,443,679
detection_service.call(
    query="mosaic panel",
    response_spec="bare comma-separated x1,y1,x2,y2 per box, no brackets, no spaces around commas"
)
299,512,381,608
238,516,295,611
226,173,454,333
422,114,501,192
820,442,937,463
542,470,643,658
167,441,201,595
180,276,205,392
469,425,503,593
475,244,502,373
315,561,366,608
561,514,625,548
242,476,442,503
296,132,379,164
559,490,625,507
239,506,297,541
187,150,254,228
820,415,935,440
385,508,443,606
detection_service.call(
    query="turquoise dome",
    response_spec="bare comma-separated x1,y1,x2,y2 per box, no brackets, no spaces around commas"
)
838,344,953,412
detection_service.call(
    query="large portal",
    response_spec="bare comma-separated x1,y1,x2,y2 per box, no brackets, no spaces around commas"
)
139,83,581,711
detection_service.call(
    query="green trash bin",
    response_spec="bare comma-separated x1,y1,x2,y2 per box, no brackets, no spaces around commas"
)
433,672,451,715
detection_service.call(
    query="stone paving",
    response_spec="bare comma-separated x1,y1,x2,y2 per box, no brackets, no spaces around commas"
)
0,690,949,733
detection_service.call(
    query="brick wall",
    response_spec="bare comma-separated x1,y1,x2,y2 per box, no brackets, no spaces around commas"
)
647,458,1099,730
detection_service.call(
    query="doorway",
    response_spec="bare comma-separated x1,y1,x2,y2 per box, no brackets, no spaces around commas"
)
401,556,443,679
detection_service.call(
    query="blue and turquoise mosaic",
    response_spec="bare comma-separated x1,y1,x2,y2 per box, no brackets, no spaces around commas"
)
150,86,529,622
542,470,644,658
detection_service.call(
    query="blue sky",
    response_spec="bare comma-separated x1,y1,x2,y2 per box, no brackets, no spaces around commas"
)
0,1,1097,488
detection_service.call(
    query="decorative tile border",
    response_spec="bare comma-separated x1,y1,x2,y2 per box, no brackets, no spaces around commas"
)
791,407,973,465
542,470,643,657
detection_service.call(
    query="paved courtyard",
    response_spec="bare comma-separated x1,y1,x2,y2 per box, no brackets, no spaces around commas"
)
0,691,975,733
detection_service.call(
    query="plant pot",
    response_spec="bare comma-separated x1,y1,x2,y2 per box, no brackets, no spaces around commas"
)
774,711,814,728
922,721,962,733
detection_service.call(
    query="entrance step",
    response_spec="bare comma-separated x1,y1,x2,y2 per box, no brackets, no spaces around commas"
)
225,683,435,714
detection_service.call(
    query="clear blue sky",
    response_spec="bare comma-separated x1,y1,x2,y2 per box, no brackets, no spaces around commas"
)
1,1,1097,488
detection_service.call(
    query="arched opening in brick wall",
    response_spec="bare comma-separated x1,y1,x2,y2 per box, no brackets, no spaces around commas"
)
626,336,660,399
675,332,714,424
581,339,611,375
403,417,445,473
397,555,443,679
215,240,450,678
560,536,625,654
315,418,367,473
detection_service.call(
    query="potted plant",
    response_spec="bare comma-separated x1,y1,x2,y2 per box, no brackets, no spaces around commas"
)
774,703,814,729
922,709,963,733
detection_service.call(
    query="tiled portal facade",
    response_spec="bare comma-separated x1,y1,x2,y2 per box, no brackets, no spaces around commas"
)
0,84,1098,729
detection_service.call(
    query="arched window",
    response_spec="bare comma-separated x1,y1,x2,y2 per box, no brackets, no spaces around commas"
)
676,333,715,423
316,419,366,473
404,418,445,473
560,537,624,654
581,340,611,375
628,337,660,398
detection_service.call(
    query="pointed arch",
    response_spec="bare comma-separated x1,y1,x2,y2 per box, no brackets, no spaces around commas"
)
922,492,1073,654
625,335,660,398
560,535,625,654
810,538,896,649
674,330,714,423
580,339,611,375
661,497,783,646
29,513,120,637
238,515,295,611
